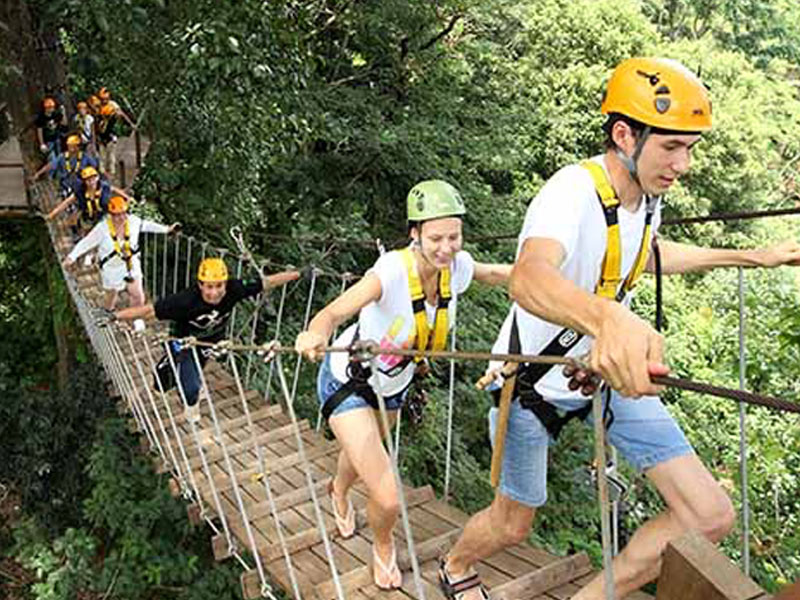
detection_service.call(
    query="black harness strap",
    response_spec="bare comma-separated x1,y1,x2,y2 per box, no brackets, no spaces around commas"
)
496,311,595,440
99,245,140,268
321,360,379,421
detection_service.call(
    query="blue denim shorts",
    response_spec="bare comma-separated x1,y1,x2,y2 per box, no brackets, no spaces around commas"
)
488,390,694,508
316,354,408,417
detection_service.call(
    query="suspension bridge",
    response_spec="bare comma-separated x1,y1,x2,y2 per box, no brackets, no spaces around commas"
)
25,163,786,599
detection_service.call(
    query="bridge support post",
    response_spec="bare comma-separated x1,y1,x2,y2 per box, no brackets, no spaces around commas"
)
656,531,768,600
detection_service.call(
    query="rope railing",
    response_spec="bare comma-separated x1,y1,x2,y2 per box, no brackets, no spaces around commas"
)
33,173,800,599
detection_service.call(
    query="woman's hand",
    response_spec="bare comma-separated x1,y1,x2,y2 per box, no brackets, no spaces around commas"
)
295,330,327,362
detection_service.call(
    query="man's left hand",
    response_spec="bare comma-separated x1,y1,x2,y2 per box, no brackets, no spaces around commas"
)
759,240,800,267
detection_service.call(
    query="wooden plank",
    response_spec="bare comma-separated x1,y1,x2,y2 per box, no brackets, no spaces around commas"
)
196,439,339,496
184,418,310,469
489,553,592,600
656,531,765,600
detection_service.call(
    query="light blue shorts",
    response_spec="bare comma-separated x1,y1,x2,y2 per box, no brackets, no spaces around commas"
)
316,353,408,417
489,390,694,508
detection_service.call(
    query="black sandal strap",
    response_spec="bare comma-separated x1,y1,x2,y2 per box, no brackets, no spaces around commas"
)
438,558,490,599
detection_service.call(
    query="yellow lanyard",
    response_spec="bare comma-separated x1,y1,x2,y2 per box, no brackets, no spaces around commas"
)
65,151,82,174
581,161,655,301
107,216,132,272
86,187,102,218
399,247,452,361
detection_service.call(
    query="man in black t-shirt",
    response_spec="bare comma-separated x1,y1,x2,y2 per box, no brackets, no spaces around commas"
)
35,97,67,162
114,257,299,422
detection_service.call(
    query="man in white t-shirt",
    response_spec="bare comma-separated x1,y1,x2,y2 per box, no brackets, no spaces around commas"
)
438,58,800,600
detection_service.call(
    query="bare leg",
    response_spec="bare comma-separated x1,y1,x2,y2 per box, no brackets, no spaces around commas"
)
127,278,145,307
329,408,401,588
444,493,536,599
572,454,735,600
104,289,118,310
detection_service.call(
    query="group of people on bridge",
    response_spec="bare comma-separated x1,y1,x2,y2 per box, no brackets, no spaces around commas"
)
47,58,800,599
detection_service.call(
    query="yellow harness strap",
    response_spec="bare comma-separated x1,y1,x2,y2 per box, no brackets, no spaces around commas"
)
108,216,133,272
581,161,654,301
399,247,452,361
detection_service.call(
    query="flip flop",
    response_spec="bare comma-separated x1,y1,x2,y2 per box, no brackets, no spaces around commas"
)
373,542,401,590
328,479,355,538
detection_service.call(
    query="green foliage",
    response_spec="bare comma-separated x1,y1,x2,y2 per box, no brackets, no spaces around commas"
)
7,0,800,594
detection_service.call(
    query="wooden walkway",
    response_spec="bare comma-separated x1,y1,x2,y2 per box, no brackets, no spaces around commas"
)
36,181,651,600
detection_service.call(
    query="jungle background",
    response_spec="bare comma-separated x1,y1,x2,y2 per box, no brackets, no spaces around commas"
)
1,0,800,598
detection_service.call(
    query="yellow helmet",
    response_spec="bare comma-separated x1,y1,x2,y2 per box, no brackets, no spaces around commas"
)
601,57,712,132
88,95,101,110
107,195,128,214
197,258,228,282
66,134,81,147
80,166,99,179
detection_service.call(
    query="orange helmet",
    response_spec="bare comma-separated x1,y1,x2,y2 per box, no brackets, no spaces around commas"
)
100,104,115,117
66,134,81,147
88,95,101,110
601,57,712,132
98,87,111,100
77,101,88,110
81,166,99,179
107,195,128,214
197,258,229,282
42,97,56,110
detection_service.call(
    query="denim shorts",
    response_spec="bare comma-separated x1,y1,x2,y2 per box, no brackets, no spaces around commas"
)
316,353,408,417
488,390,694,508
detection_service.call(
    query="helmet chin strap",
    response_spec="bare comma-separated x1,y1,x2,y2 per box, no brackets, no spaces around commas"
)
616,125,651,186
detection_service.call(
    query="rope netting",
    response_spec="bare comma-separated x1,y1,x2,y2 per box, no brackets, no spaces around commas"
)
32,178,800,599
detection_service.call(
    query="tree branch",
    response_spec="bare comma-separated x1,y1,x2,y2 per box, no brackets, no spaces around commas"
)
418,14,461,52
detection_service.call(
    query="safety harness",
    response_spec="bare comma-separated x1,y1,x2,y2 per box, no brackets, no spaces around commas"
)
83,186,104,220
100,217,140,281
497,160,658,439
321,247,452,420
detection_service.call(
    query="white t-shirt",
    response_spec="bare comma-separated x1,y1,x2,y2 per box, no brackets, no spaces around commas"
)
68,215,169,290
331,247,475,396
490,155,661,400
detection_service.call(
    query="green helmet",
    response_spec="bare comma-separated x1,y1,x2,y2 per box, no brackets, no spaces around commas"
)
406,180,466,222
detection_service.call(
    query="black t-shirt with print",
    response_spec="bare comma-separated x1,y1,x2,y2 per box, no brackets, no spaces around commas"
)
154,278,263,343
35,108,65,142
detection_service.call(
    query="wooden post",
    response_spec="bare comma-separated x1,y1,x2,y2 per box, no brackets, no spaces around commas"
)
211,533,233,561
656,531,768,600
240,570,262,600
118,159,126,188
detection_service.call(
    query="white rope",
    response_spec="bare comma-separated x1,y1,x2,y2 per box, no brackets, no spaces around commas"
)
274,353,345,600
166,344,232,535
124,330,184,483
315,274,349,432
172,234,180,294
737,267,751,575
287,268,318,409
161,231,168,298
444,310,457,501
143,340,202,501
369,356,427,600
119,329,169,464
184,236,193,289
593,388,616,600
227,353,303,600
191,347,267,572
262,283,288,406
